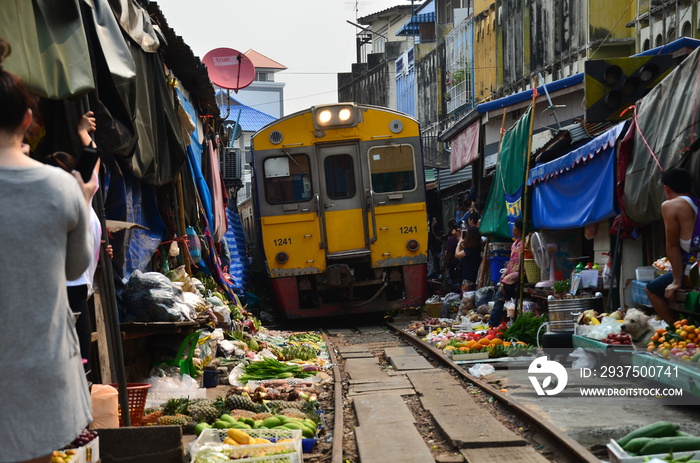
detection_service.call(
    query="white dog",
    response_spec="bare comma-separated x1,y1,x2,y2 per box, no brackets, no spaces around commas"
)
620,308,654,347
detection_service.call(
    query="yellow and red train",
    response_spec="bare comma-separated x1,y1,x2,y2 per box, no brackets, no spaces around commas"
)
242,103,428,318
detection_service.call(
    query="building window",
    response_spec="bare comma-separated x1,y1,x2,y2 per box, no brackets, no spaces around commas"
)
256,72,269,82
445,16,474,113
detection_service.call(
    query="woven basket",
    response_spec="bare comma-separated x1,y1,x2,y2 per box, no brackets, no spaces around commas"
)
111,383,151,426
524,259,541,284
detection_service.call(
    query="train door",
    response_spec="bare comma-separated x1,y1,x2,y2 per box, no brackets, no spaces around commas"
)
317,145,368,256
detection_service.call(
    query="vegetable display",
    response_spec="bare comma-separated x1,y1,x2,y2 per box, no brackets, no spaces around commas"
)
239,357,317,383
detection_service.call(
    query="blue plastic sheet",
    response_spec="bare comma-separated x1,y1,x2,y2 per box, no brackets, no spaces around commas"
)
529,124,624,229
224,205,249,293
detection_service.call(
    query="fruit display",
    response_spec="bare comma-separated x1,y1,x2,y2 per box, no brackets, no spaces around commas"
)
144,380,322,437
647,319,700,364
51,450,79,463
64,429,98,449
192,427,301,462
600,332,632,345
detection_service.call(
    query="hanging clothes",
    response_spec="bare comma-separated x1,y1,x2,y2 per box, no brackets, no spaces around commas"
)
204,139,228,242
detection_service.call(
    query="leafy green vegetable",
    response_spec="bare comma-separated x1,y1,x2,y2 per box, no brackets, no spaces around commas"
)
239,357,316,383
502,312,547,346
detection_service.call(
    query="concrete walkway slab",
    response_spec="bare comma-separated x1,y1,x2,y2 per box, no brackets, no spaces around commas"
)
389,355,434,371
349,377,413,395
384,346,417,357
407,370,525,448
460,446,550,462
355,325,386,333
344,357,382,382
355,424,434,463
341,352,376,358
353,393,416,424
337,346,371,354
326,328,355,335
348,388,416,397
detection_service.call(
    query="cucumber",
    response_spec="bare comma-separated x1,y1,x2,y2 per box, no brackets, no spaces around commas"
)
623,437,656,453
618,421,680,447
639,436,700,455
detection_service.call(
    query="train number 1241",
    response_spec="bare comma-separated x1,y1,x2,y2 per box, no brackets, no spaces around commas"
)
399,226,418,234
273,237,292,246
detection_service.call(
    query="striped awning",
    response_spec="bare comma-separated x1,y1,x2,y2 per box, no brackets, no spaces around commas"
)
396,2,435,37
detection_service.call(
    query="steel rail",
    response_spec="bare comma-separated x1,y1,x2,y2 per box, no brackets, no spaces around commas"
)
321,329,345,463
386,322,600,463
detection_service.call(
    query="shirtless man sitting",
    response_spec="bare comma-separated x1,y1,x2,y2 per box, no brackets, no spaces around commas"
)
645,167,699,325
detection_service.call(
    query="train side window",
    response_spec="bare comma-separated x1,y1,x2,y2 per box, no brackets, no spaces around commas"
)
263,154,312,204
368,145,416,193
324,154,356,199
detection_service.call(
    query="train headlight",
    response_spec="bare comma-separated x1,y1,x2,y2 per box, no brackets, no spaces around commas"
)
312,103,358,129
338,108,352,121
276,252,289,264
406,239,419,252
318,110,332,124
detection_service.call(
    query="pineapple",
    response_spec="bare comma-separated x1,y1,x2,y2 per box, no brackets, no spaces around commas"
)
188,404,219,424
142,410,164,426
157,413,189,430
162,398,190,416
229,409,256,419
251,412,273,420
225,395,258,412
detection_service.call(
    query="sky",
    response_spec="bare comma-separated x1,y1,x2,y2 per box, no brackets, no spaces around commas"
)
156,0,413,116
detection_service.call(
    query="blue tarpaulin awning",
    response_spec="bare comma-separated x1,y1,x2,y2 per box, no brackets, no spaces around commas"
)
528,123,625,229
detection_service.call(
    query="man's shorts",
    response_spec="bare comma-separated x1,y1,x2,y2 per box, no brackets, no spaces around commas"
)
646,272,674,298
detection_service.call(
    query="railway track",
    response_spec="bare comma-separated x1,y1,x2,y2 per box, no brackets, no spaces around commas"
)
318,321,600,463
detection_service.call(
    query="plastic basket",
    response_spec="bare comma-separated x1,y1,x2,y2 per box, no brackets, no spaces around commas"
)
524,259,540,284
110,383,151,426
190,428,302,463
631,280,651,306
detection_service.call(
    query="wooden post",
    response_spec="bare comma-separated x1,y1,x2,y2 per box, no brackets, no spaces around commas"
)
92,291,112,383
175,173,191,275
517,77,539,313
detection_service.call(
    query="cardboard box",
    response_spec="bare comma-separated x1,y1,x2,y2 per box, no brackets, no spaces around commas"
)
84,437,99,463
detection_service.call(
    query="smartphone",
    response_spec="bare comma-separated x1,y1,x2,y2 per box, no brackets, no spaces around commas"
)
461,221,467,239
75,146,101,183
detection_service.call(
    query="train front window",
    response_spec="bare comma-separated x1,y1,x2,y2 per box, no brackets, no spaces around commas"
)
324,154,356,199
368,145,416,193
263,154,312,204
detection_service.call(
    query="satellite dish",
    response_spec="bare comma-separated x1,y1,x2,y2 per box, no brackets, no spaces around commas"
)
530,232,558,288
203,48,255,92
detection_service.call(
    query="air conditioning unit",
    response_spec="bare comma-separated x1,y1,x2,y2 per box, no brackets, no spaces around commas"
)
220,147,243,188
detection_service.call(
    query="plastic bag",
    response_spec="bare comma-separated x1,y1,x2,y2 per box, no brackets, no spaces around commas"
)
468,363,495,378
441,292,461,318
90,384,119,429
569,347,597,370
122,270,186,322
476,286,496,308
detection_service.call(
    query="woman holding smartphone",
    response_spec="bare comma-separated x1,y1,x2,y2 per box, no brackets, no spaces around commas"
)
0,39,94,463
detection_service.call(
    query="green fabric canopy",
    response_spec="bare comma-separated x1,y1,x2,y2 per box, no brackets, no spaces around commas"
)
480,105,532,239
1,0,94,99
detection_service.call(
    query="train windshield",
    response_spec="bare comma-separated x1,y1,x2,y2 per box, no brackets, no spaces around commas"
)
263,154,312,204
368,145,416,193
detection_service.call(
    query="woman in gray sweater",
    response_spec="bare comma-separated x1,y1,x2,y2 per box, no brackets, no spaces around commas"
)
0,39,95,463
